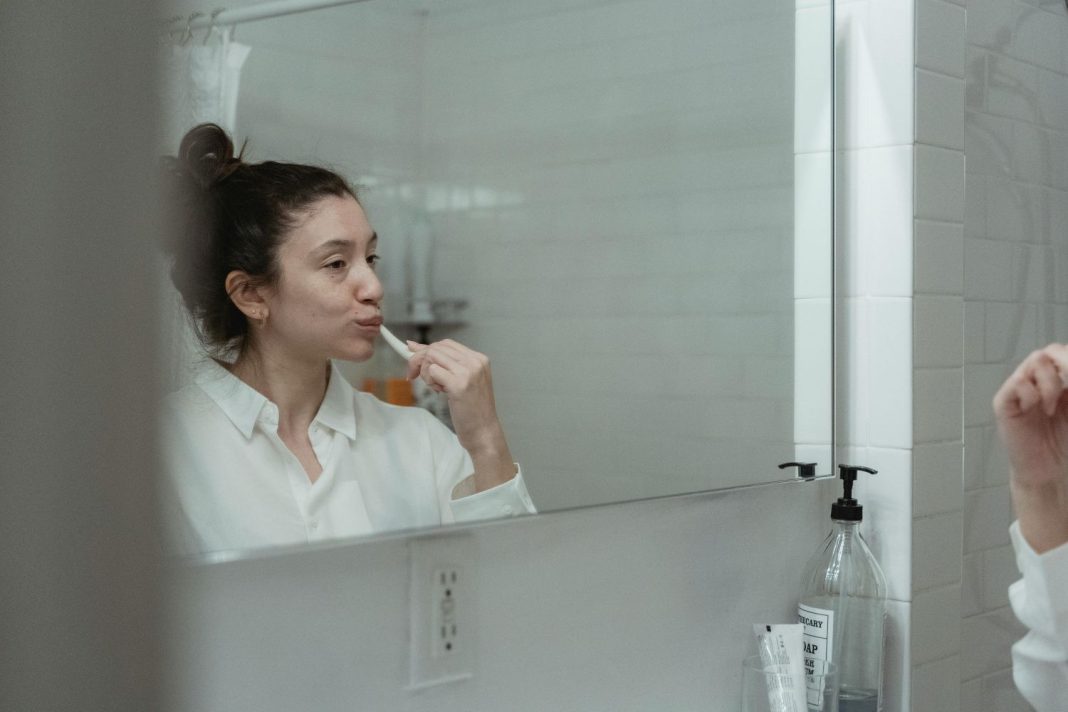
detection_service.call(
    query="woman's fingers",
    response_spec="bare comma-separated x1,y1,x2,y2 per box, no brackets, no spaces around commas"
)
1031,356,1062,417
406,339,490,395
995,344,1068,418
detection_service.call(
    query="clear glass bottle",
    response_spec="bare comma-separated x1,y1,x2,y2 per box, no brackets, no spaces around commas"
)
798,465,887,712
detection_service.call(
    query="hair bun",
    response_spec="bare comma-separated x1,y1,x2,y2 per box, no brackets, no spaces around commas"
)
177,123,243,189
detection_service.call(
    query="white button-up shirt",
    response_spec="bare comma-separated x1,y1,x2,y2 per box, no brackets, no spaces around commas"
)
1009,521,1068,711
159,359,535,557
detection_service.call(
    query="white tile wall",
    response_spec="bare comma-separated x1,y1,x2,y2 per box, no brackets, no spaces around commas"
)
962,0,1068,707
416,0,804,502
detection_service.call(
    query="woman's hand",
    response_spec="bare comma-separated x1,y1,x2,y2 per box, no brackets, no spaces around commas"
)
993,343,1068,552
406,339,516,492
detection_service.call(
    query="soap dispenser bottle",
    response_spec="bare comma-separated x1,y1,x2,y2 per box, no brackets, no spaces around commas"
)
797,465,887,712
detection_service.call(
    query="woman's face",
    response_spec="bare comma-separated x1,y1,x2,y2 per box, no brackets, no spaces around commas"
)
260,194,384,364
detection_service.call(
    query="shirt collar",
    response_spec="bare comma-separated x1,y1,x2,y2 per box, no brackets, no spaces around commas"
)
194,359,357,441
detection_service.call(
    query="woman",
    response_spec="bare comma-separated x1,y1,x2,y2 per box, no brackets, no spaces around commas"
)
992,344,1068,711
159,123,534,556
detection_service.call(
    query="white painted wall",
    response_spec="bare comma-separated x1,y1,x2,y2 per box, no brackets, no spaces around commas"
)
167,479,837,712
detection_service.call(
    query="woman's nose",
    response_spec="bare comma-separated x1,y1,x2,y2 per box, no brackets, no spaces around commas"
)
356,266,384,303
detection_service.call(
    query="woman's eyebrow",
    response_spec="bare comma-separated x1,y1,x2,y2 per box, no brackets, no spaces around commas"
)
311,232,376,257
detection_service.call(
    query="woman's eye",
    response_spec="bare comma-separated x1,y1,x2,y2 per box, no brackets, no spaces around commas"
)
367,254,381,268
326,260,347,270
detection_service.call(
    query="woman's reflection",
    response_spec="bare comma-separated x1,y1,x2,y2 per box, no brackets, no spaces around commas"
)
159,123,535,557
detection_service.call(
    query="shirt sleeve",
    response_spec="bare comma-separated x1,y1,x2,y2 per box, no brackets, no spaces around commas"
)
1008,521,1068,712
449,463,538,523
419,408,536,524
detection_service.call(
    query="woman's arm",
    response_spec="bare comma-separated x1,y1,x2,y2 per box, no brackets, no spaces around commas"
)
406,338,516,493
992,344,1068,553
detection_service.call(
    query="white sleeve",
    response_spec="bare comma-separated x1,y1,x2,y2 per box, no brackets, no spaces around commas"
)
448,463,537,523
1008,521,1068,712
419,409,536,523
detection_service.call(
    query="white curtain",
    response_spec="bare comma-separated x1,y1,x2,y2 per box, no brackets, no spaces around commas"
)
159,27,251,391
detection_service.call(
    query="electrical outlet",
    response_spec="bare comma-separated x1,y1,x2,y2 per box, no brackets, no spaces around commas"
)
408,535,475,689
432,568,460,657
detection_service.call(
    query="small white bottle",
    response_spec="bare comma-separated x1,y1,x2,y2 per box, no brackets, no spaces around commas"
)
798,465,887,712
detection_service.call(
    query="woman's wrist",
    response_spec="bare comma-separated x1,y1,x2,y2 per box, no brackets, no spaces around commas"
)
1011,476,1068,553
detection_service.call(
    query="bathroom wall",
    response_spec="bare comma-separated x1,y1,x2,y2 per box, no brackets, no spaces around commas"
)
835,0,969,709
166,0,1060,710
846,0,1068,709
167,479,837,712
961,0,1068,708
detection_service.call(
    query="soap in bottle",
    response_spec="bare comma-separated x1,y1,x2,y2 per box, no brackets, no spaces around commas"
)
797,465,887,712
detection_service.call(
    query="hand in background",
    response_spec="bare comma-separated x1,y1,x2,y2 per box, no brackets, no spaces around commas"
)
993,343,1068,552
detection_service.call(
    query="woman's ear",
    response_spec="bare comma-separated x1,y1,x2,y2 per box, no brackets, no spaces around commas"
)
224,270,270,322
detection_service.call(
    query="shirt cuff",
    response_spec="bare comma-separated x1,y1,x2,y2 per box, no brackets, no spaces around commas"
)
1009,520,1068,630
449,463,537,523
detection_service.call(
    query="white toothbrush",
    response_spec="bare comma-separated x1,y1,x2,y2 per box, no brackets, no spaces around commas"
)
379,324,415,360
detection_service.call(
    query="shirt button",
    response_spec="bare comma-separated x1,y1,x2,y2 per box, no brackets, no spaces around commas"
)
309,519,319,531
501,505,514,515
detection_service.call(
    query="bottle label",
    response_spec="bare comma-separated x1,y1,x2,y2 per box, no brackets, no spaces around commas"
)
798,603,834,709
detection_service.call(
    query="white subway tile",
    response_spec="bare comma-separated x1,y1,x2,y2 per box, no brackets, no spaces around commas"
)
964,301,986,366
795,298,834,445
868,299,913,448
964,237,1016,301
916,69,966,151
985,303,1038,364
966,0,1016,51
916,0,966,78
1039,66,1068,130
981,545,1018,611
911,585,962,664
964,423,1013,493
980,667,1035,712
837,147,914,297
795,152,834,298
837,298,871,447
834,0,913,149
912,511,963,592
858,446,913,602
915,145,966,223
965,111,1014,179
963,485,1013,554
964,173,988,239
960,677,983,711
986,55,1040,124
913,368,963,444
964,363,1010,429
914,296,963,368
911,655,961,710
915,219,964,295
795,5,833,153
961,608,1026,680
962,551,983,617
912,441,964,517
883,599,912,712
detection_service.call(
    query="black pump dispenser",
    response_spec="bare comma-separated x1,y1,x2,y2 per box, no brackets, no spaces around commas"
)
832,464,878,521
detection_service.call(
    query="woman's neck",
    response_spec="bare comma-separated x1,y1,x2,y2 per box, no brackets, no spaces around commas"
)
225,348,330,432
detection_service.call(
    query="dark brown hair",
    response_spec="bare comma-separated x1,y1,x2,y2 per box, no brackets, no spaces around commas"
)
161,123,356,356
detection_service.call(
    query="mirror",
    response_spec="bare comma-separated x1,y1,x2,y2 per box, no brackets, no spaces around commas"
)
160,0,833,553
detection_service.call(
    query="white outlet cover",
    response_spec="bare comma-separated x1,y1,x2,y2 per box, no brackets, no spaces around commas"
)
407,533,477,690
